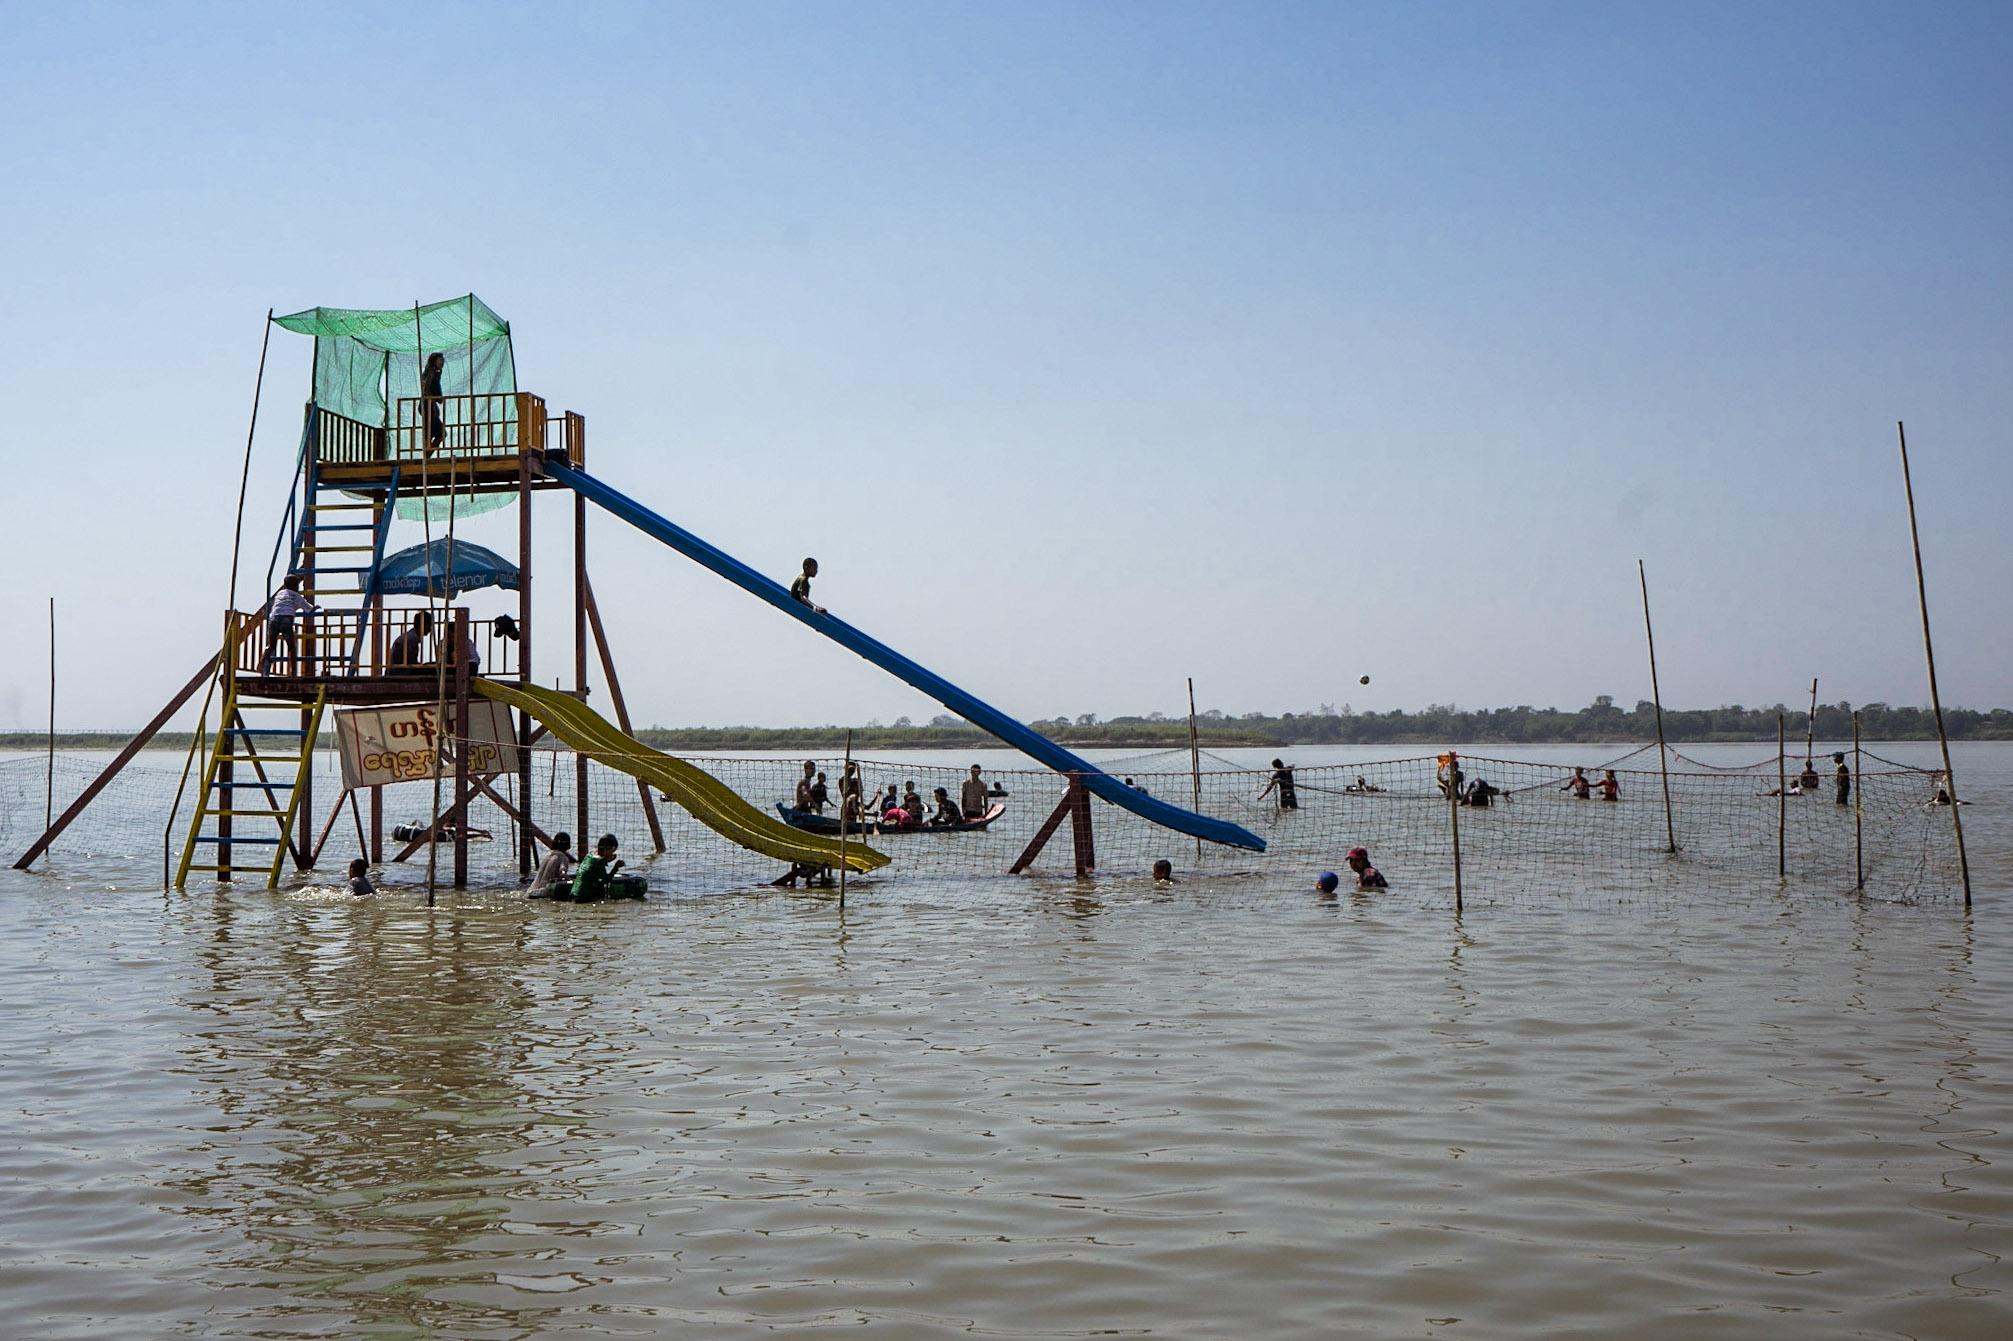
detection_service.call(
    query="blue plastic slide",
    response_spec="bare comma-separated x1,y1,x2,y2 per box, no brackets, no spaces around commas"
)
546,461,1265,852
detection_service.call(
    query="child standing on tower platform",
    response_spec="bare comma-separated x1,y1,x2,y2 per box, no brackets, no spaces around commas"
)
420,351,447,454
261,574,322,675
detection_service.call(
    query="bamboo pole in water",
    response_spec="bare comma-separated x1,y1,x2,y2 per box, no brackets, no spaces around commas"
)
1776,714,1787,881
1637,561,1678,854
226,310,274,614
1852,711,1864,891
45,598,55,836
1448,754,1463,913
838,730,852,909
1804,677,1818,767
1896,422,1972,909
1186,678,1202,865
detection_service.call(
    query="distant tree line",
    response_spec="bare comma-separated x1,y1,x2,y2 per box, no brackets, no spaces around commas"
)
8,697,2009,753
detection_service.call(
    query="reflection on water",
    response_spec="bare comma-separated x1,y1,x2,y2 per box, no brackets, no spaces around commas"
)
175,895,570,1338
0,747,2009,1339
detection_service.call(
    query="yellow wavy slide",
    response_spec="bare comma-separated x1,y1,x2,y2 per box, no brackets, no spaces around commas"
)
475,679,889,874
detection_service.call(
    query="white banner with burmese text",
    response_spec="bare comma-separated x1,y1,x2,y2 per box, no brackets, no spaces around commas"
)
334,700,518,790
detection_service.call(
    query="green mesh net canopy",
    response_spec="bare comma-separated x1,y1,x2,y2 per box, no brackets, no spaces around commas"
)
274,296,518,521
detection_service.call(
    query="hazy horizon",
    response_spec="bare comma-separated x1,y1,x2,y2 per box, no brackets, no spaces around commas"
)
4,3,2008,733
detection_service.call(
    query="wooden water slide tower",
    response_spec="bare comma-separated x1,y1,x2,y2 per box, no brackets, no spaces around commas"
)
14,296,662,889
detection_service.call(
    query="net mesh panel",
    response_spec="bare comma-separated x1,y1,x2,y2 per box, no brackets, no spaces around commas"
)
5,742,1961,907
275,297,518,523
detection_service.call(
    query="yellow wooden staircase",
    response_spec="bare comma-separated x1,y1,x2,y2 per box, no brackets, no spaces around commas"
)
175,672,327,889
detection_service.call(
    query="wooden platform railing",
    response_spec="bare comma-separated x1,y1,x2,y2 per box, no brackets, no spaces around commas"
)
232,606,519,681
389,391,547,461
314,407,387,465
311,393,571,469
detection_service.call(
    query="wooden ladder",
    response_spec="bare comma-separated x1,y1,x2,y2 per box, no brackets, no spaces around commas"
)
175,679,328,889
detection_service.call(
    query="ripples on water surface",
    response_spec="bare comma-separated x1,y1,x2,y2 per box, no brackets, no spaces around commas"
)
3,747,2011,1338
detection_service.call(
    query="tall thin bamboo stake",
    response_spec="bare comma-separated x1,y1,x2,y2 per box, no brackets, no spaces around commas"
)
1448,753,1463,912
1637,560,1678,854
45,598,55,836
420,303,442,906
1776,714,1787,881
1852,711,1864,891
838,730,852,909
1186,678,1203,864
226,310,274,614
1804,677,1819,766
1896,422,1972,909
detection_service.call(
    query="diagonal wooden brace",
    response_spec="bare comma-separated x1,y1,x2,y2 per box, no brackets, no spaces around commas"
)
1010,772,1094,876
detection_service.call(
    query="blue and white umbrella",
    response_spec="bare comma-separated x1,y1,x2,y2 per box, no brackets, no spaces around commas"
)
375,539,520,597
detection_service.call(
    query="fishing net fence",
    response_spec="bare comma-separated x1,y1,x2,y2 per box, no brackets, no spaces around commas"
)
2,739,1965,906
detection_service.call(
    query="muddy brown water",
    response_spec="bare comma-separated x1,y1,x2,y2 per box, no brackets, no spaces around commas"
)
2,744,2009,1338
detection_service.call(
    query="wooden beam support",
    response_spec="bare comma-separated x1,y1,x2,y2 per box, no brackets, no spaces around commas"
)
15,657,212,869
583,575,666,853
574,491,589,844
1070,773,1096,877
307,790,347,866
1011,774,1089,876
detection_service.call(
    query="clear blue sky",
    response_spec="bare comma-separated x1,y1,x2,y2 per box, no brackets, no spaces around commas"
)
3,1,2009,731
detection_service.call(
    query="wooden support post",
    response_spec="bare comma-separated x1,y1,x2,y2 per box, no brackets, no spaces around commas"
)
17,657,213,870
453,608,471,888
1069,773,1096,877
574,491,589,846
1637,560,1678,854
1776,713,1787,881
517,447,535,879
1010,778,1079,875
1852,711,1864,891
297,702,315,869
370,785,382,865
584,576,666,853
1896,422,1972,908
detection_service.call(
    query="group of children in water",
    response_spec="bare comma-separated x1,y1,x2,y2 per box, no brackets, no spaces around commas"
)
1560,767,1623,802
342,831,643,901
1147,846,1389,893
525,832,646,900
796,760,1002,832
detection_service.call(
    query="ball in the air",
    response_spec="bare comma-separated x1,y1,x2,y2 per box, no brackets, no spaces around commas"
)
1359,675,1371,685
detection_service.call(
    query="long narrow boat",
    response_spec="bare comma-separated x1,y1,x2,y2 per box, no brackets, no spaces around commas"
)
776,802,1006,836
